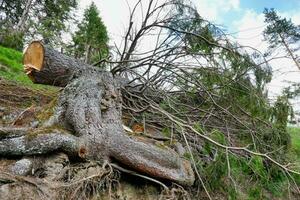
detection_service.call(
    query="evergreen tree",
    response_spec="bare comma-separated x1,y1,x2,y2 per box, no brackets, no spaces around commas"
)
72,2,109,64
0,0,77,49
263,8,300,69
38,0,78,46
0,0,28,49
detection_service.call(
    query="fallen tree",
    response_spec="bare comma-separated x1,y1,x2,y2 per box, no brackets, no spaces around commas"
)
0,41,194,187
2,1,300,199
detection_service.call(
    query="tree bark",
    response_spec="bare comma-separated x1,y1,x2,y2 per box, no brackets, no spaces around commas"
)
0,128,79,156
279,34,300,70
10,41,195,186
15,0,33,33
84,44,92,64
23,41,97,87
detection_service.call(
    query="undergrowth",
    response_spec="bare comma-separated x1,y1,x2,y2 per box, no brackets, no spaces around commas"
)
189,127,300,199
2,45,300,199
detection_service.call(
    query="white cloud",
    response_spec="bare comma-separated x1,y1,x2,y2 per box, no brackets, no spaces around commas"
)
232,8,300,108
222,0,239,11
192,0,240,22
76,0,241,46
228,0,240,10
232,10,266,50
279,11,300,24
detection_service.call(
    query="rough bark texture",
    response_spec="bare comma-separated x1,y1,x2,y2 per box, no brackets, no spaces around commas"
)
2,41,195,186
24,41,97,87
0,128,79,156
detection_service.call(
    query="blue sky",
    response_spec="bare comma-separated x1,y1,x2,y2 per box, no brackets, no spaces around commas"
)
241,0,300,13
78,0,300,36
207,0,300,32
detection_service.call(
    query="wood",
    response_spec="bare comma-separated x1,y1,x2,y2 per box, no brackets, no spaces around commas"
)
4,41,196,186
23,41,44,72
279,34,300,70
0,128,79,156
23,41,97,87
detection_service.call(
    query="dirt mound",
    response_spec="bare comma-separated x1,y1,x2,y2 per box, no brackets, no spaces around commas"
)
0,79,56,126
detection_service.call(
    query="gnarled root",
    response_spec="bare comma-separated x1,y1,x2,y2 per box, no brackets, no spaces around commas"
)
109,134,195,186
0,41,195,187
0,127,79,157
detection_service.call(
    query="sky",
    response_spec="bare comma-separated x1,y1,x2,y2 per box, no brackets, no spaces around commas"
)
77,0,300,109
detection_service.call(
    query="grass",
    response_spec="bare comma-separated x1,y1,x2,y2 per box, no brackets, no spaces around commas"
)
0,45,57,91
287,126,300,168
0,45,29,82
191,127,300,200
0,45,23,71
288,126,300,153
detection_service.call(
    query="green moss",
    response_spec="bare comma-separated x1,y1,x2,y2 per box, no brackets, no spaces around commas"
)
154,141,168,150
161,127,171,138
36,97,58,122
25,125,67,140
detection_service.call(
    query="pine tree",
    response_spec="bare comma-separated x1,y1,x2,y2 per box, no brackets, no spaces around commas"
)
263,8,300,69
0,0,77,49
72,2,109,64
38,0,78,46
0,0,29,49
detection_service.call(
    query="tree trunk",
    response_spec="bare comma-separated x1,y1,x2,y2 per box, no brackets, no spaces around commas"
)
279,34,300,70
10,41,195,186
84,44,92,64
15,0,33,33
23,41,94,87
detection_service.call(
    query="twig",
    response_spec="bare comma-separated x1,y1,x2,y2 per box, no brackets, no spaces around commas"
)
109,163,169,190
180,128,212,200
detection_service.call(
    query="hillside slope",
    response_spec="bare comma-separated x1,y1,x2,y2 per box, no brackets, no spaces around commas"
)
1,46,300,199
0,46,174,200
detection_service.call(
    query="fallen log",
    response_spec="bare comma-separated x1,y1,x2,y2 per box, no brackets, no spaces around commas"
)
23,41,97,87
2,41,195,186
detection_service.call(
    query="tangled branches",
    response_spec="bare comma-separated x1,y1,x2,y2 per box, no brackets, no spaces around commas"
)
1,0,299,199
98,0,300,198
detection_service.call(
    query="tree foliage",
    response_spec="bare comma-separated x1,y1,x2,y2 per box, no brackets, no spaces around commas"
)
36,0,78,45
0,0,77,49
263,8,300,69
0,0,298,199
71,2,109,64
112,0,294,197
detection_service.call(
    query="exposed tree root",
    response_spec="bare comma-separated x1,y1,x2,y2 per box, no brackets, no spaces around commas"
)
0,127,30,139
0,127,79,157
0,42,195,186
0,158,192,200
